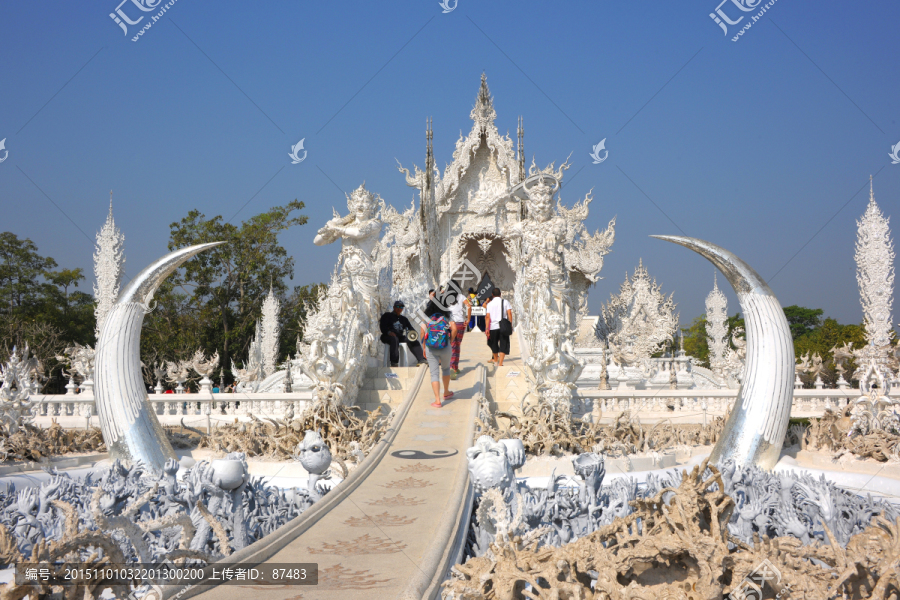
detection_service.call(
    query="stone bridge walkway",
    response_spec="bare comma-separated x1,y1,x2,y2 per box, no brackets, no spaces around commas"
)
189,333,489,600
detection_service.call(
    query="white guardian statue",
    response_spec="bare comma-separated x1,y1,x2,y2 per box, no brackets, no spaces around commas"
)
298,183,390,405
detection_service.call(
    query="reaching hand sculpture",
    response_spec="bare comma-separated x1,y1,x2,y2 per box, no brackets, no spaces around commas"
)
94,242,224,472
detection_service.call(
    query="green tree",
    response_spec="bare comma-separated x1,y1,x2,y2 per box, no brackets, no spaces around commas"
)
680,312,744,369
783,305,824,340
279,283,327,360
0,232,59,316
794,318,867,388
145,201,309,380
681,315,710,367
0,232,97,390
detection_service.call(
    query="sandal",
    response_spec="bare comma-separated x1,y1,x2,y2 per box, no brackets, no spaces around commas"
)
444,391,454,398
430,402,442,408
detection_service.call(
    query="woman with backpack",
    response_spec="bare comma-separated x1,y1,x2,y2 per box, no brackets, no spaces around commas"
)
419,300,458,408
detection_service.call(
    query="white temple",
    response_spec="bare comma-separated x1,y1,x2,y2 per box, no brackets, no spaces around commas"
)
274,74,617,413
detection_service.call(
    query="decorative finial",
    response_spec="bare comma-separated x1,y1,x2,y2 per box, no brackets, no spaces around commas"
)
470,73,496,129
870,174,874,204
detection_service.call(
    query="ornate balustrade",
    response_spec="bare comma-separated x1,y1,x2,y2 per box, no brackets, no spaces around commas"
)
576,388,896,418
30,388,894,427
31,391,314,421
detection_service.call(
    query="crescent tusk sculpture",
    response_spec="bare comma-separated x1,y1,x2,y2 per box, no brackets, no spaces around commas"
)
94,242,225,472
651,236,794,470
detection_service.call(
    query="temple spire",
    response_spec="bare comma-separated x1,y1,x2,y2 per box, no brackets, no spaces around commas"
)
517,115,525,181
94,195,126,341
470,72,497,132
855,176,895,351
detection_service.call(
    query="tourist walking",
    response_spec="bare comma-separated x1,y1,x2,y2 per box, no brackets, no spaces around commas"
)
420,301,457,408
379,300,426,367
448,292,471,379
484,288,513,366
467,288,478,331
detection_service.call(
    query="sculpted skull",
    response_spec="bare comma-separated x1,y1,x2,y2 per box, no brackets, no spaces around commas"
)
466,435,516,496
297,430,333,475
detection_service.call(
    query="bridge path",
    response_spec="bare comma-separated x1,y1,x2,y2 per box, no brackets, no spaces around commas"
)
190,332,489,600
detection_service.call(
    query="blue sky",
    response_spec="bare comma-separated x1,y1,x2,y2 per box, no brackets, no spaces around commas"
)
1,0,898,329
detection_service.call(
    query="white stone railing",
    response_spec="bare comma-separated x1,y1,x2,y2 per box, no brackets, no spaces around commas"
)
30,391,314,420
29,388,896,427
576,388,897,418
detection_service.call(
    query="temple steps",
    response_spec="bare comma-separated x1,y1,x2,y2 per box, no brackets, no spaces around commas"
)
357,366,422,414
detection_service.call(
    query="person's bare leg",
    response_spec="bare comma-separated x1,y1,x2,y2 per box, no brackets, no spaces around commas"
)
498,352,505,366
443,374,451,396
431,381,441,406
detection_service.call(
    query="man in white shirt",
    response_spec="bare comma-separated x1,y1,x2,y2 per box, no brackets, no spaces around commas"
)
484,288,513,366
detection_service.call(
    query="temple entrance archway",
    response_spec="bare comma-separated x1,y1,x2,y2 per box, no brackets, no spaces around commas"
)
456,234,516,300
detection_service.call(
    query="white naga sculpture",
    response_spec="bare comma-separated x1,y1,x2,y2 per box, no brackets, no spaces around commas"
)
600,259,678,366
260,286,281,378
854,178,895,379
57,342,96,393
191,349,219,393
232,324,265,393
165,359,192,394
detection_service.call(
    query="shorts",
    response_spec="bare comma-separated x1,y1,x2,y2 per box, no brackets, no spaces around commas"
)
425,344,452,382
488,329,510,355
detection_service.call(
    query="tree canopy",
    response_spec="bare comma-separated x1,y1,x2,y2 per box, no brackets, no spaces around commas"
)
0,232,95,386
142,200,317,385
682,302,873,388
0,201,322,391
783,305,825,340
680,312,744,369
